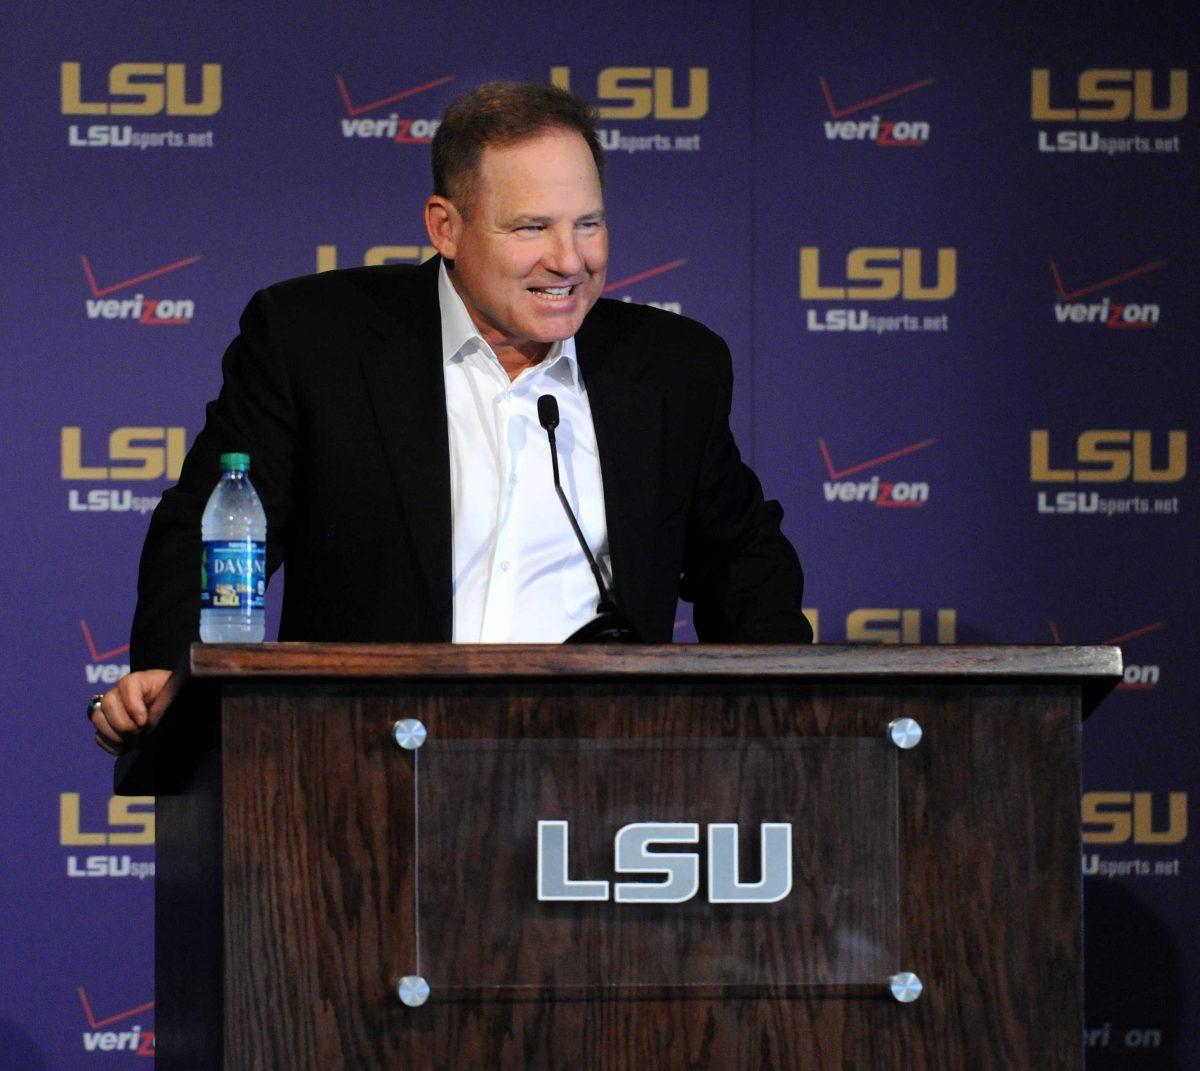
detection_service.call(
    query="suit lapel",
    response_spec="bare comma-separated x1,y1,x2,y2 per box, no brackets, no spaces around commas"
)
357,258,453,640
577,307,664,626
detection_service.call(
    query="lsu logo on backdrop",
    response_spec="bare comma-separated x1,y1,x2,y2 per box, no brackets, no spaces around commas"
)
1049,617,1162,691
805,607,956,644
335,73,455,143
77,987,154,1056
81,618,130,686
60,792,155,880
61,425,187,515
604,257,686,314
819,74,934,147
1050,253,1164,329
551,67,707,154
1031,429,1185,517
315,242,436,272
1031,69,1186,155
81,253,198,324
800,247,955,334
62,62,220,149
818,435,935,508
1082,792,1186,881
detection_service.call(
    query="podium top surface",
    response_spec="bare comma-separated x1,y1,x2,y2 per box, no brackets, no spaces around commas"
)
190,641,1120,693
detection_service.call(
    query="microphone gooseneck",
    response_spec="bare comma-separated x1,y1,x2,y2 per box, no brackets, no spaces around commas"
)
537,394,641,643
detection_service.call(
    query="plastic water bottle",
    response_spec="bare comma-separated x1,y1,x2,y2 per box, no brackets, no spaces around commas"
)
200,452,266,642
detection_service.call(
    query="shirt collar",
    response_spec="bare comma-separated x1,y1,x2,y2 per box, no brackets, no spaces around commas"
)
438,260,581,392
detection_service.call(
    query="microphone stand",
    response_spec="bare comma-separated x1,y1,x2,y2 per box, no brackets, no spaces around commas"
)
537,395,641,644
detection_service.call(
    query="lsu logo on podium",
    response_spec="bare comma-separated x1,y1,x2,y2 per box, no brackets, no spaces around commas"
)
800,247,956,334
61,62,222,115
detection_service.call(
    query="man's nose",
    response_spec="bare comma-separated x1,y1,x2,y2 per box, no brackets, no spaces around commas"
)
543,228,584,276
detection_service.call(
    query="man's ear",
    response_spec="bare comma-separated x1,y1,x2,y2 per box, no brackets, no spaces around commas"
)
424,195,460,261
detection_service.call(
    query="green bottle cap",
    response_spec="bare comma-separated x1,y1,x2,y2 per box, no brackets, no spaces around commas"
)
219,452,251,472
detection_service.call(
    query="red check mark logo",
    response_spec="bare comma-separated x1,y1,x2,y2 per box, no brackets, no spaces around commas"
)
603,258,687,293
1049,257,1165,301
1048,619,1164,646
335,74,455,117
818,436,936,479
81,620,129,662
78,988,154,1029
819,76,934,119
81,255,200,297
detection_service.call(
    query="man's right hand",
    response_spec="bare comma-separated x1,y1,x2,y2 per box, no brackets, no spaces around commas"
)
90,669,178,753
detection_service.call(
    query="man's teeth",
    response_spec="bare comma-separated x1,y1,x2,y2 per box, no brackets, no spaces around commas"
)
532,286,572,298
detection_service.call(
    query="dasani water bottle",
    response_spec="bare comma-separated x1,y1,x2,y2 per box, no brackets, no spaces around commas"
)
200,452,266,642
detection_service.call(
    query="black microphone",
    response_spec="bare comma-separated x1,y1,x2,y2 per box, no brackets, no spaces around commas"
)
537,395,640,643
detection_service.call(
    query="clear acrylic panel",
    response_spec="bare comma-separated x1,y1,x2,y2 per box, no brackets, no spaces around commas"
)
412,737,899,991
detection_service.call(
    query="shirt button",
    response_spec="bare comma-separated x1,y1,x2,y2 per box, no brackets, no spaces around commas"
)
509,473,518,486
499,560,511,572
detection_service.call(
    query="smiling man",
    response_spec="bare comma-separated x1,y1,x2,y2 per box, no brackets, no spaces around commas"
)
90,82,811,755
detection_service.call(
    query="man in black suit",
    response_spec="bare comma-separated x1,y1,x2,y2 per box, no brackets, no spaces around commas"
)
90,82,810,753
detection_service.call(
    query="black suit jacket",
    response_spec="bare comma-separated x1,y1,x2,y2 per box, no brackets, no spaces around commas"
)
130,255,810,669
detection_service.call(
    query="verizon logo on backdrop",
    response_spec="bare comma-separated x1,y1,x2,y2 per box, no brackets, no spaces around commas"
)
77,987,154,1056
80,254,198,324
335,72,455,143
1048,618,1162,691
1050,254,1164,328
81,619,130,685
819,74,934,146
604,257,686,314
819,436,935,507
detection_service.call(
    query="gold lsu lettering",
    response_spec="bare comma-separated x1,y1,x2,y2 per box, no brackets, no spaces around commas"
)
1031,69,1188,122
803,608,957,645
60,792,154,846
550,67,708,120
1030,430,1187,483
316,244,437,273
61,426,186,480
1083,792,1187,845
800,247,957,301
61,62,222,116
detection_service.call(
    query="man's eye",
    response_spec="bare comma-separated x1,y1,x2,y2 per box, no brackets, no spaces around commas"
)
517,224,544,233
578,220,603,230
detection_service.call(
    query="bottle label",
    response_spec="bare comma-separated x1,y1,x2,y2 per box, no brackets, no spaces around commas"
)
201,540,266,610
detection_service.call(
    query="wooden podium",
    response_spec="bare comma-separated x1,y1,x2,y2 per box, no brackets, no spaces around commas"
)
120,643,1120,1070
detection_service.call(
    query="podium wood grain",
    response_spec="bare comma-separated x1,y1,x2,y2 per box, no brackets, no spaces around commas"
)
144,645,1119,1070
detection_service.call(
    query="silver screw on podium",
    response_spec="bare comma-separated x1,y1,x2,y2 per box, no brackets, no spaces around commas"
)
887,717,923,749
889,972,923,1003
392,718,427,750
397,975,430,1007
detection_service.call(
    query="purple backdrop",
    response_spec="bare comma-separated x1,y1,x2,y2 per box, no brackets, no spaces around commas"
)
1,2,1195,1065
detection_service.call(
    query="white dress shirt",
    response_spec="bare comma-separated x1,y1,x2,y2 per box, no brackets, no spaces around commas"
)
439,263,612,642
